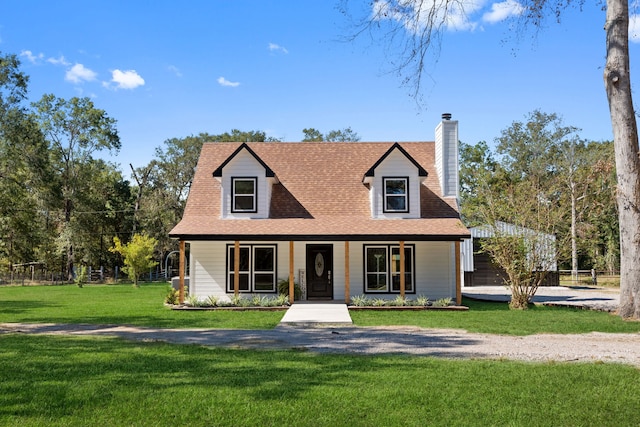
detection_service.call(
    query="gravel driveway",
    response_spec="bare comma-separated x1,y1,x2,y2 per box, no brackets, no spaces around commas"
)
2,285,636,366
2,322,639,367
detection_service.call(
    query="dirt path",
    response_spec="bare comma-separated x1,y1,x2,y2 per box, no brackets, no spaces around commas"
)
2,322,639,367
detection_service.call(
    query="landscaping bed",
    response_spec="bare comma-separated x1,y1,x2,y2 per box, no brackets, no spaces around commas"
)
348,305,468,311
169,305,287,311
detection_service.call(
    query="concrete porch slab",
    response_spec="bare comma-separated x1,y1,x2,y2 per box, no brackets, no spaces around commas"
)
279,302,352,325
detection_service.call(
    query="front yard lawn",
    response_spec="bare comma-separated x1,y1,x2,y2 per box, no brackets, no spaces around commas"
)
1,334,639,427
1,284,639,335
0,283,284,329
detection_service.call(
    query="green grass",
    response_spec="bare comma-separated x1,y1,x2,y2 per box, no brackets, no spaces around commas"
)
0,283,284,329
0,334,638,427
2,284,639,335
350,298,640,335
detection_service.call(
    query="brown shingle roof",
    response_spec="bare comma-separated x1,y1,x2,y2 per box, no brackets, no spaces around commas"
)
169,141,470,240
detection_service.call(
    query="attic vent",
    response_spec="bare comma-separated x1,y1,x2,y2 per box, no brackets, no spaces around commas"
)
442,113,452,120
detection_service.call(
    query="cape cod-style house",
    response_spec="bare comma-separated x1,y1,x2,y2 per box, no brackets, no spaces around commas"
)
169,114,470,304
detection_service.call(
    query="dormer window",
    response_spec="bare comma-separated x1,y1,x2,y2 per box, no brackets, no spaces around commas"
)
232,177,257,213
383,177,409,213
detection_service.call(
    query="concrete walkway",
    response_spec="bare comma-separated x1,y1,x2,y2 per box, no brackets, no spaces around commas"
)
279,301,352,325
462,286,620,312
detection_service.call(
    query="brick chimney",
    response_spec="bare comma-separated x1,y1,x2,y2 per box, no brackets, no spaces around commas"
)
435,113,459,198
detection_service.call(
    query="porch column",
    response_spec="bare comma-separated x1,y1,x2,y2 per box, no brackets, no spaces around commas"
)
289,241,294,304
399,240,405,298
455,241,462,305
179,240,185,304
234,240,240,296
344,241,350,304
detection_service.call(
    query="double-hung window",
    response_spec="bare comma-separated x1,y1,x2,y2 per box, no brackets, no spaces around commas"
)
364,245,414,293
390,246,414,292
383,177,409,213
227,244,276,292
365,246,388,292
232,177,257,213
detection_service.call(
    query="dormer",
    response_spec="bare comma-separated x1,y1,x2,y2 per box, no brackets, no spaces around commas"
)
363,143,428,219
212,143,278,219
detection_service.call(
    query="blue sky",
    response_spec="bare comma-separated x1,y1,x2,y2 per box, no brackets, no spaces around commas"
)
1,0,636,171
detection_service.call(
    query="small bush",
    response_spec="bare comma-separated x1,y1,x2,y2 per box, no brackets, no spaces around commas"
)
433,297,453,307
164,286,179,305
205,295,218,307
186,294,203,307
275,294,290,306
230,294,243,306
415,295,430,306
250,294,262,306
75,266,88,288
350,295,370,306
390,295,408,307
372,298,387,307
277,278,302,300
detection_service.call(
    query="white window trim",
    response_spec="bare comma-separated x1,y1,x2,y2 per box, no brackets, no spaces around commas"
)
226,244,277,293
364,246,389,293
364,244,415,294
252,245,277,292
383,177,409,213
231,177,257,213
390,246,414,293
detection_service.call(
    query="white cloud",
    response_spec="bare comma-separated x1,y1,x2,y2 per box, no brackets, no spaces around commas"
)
21,50,71,66
47,55,70,66
268,42,289,54
373,0,527,32
630,14,640,43
65,63,97,83
217,76,240,87
110,69,145,89
20,50,44,63
168,65,183,77
373,0,485,32
483,0,524,23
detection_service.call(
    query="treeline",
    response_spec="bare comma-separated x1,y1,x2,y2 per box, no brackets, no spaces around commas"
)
460,110,618,274
0,52,360,281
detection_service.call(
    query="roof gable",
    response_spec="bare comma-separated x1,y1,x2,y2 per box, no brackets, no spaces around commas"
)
212,142,275,178
363,142,428,181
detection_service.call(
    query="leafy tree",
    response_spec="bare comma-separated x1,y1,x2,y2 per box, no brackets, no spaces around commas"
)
496,111,583,279
579,141,618,274
302,127,361,142
459,140,501,225
73,159,133,269
326,127,361,142
347,1,640,318
0,53,50,271
475,173,567,309
110,234,158,287
302,128,324,142
32,94,120,280
211,129,270,142
129,162,152,234
461,112,617,306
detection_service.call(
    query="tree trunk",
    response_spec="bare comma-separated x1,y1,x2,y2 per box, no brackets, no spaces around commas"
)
65,198,74,282
571,183,578,284
604,0,640,319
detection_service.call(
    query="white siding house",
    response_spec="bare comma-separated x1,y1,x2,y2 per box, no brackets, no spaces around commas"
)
170,115,470,303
